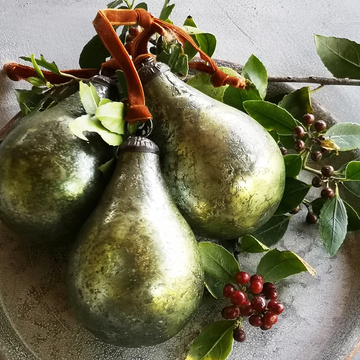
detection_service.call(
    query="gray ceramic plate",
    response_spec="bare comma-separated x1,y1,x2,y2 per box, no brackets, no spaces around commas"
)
0,81,360,360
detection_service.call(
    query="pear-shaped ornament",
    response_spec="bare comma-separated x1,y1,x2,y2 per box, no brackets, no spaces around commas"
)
0,75,116,244
67,136,204,347
137,60,286,240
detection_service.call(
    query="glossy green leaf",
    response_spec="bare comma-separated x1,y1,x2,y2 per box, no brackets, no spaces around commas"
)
324,123,360,151
242,54,268,99
278,86,313,121
283,154,303,178
252,215,291,247
195,32,217,58
185,320,235,360
159,0,175,21
15,87,45,116
241,235,269,253
199,242,240,299
315,35,360,79
69,114,122,146
107,0,124,8
275,177,311,215
257,249,316,282
223,82,261,112
79,81,100,115
79,34,111,69
342,181,360,197
27,77,46,87
95,101,125,134
183,17,199,60
345,161,360,180
188,67,240,102
311,197,326,216
343,200,360,232
278,134,295,149
134,2,148,10
243,100,298,135
319,194,348,257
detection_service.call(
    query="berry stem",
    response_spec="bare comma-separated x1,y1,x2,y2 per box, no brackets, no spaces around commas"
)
303,165,322,176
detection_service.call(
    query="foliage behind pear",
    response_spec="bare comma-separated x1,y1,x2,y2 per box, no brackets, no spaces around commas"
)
138,60,286,240
0,76,116,244
67,137,204,347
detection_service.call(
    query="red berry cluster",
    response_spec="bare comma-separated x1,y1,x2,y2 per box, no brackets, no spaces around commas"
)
124,25,142,54
221,272,285,342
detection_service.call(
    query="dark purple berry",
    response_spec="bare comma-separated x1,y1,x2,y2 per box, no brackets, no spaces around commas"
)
303,113,315,125
321,187,335,200
294,139,306,152
233,327,246,342
251,296,267,311
223,284,236,298
260,323,272,330
221,305,240,320
311,151,322,162
314,120,327,132
306,212,318,224
312,176,323,188
321,165,334,177
249,315,263,327
240,301,254,317
280,147,288,156
292,125,306,139
290,205,301,214
262,282,275,294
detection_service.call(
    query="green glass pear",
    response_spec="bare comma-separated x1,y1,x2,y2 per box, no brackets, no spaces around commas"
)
0,76,116,244
137,60,286,240
67,136,204,348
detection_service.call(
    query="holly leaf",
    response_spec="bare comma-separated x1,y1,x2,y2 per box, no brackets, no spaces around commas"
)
241,54,268,99
185,320,235,360
319,193,348,257
243,100,298,135
198,242,240,299
324,123,360,151
69,114,122,146
283,154,303,178
241,235,269,253
79,81,100,115
223,82,262,112
257,249,316,282
278,86,313,121
95,100,125,134
252,215,291,247
275,177,311,215
345,161,360,180
315,35,360,79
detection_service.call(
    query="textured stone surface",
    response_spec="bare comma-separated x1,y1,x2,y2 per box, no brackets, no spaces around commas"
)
0,1,360,359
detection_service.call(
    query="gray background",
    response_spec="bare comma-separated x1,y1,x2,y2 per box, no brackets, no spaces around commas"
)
0,1,360,359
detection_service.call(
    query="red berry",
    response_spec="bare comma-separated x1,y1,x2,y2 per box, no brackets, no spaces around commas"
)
250,274,264,284
260,323,272,331
223,283,236,298
250,280,263,294
266,288,278,300
303,113,315,125
233,327,246,342
272,303,285,315
221,305,240,320
262,282,275,293
267,299,278,310
236,271,251,285
314,120,327,132
231,290,247,306
251,296,267,311
249,315,263,327
321,187,335,200
240,301,254,317
263,311,278,326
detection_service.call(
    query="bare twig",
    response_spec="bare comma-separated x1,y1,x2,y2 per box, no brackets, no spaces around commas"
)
267,76,360,86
